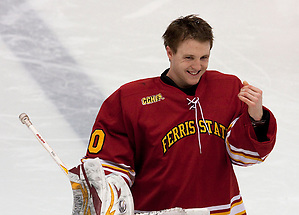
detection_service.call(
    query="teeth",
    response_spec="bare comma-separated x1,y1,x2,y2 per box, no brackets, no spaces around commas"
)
188,70,199,75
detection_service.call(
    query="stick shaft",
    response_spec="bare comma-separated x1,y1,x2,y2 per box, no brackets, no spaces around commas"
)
19,113,69,175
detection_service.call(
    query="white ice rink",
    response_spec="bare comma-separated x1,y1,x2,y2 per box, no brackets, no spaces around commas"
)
1,0,298,214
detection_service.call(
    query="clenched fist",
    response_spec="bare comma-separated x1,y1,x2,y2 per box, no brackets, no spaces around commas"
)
238,81,263,121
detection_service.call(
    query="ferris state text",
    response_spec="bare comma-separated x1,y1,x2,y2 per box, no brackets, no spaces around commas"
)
162,119,227,154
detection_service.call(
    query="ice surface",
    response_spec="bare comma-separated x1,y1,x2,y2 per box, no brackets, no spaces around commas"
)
0,0,298,214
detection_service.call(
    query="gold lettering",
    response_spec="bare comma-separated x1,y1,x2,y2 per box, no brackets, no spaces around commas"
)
151,96,156,103
167,131,174,147
219,124,227,139
162,136,168,154
157,93,161,101
214,121,221,137
189,120,196,134
205,120,213,134
178,123,186,138
198,120,207,133
162,120,227,155
184,121,190,135
141,93,164,105
172,127,180,142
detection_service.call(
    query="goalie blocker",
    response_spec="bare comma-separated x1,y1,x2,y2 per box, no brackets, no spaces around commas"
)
68,158,209,215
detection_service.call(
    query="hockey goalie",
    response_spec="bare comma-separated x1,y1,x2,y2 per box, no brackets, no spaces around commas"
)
68,158,210,215
19,13,277,215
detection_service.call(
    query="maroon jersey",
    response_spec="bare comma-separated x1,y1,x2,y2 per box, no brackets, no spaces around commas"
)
85,70,277,214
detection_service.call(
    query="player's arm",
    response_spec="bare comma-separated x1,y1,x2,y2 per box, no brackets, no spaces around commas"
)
224,80,277,166
238,81,271,142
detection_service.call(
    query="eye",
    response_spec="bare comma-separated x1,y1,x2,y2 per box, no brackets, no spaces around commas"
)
200,55,209,60
185,56,194,60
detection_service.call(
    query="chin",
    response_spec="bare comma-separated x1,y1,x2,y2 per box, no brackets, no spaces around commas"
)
186,80,200,87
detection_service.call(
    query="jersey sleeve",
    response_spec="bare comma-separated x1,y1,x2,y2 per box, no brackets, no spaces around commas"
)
84,88,136,186
225,104,277,166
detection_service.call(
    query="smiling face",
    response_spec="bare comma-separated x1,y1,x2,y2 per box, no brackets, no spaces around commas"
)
166,39,211,89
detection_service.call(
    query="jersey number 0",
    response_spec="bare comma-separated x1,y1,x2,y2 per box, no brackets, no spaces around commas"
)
88,129,105,154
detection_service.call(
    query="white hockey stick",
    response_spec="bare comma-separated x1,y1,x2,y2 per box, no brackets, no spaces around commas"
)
19,113,97,214
19,113,101,215
19,113,69,175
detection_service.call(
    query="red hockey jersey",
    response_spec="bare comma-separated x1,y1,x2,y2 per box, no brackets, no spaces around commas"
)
85,70,277,214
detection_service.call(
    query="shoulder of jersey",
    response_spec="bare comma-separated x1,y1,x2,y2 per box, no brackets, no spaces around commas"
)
119,77,160,95
205,70,239,81
204,70,242,92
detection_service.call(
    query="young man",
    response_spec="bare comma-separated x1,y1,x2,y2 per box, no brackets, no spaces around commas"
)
70,15,277,215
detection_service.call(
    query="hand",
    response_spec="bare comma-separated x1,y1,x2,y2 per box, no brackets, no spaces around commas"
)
238,81,263,121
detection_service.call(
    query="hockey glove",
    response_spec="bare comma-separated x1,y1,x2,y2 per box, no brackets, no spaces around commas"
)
68,158,134,215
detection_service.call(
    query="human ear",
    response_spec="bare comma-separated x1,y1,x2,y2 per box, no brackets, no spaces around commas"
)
166,46,174,61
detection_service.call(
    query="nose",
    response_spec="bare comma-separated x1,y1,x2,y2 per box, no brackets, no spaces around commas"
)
191,59,202,71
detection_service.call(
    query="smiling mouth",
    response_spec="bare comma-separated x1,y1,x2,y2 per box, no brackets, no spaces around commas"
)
187,70,200,75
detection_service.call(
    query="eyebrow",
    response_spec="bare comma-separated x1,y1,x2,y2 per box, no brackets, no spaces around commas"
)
183,54,210,58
